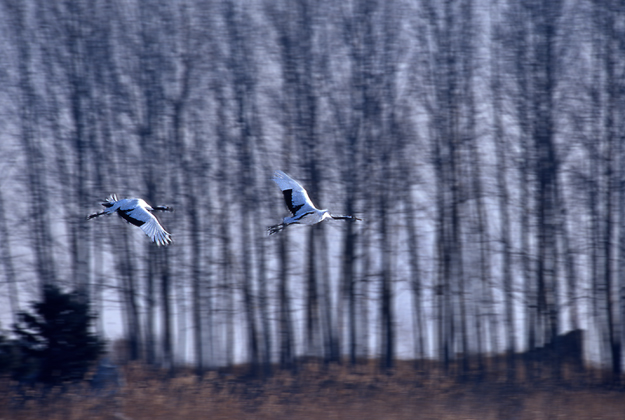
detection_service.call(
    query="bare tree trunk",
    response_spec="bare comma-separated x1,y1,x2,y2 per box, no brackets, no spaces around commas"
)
60,1,92,300
145,247,156,365
118,227,142,361
379,198,393,371
306,229,321,359
491,1,515,380
160,249,173,372
434,135,451,373
602,6,621,380
9,1,57,292
256,220,272,376
404,181,425,368
342,207,358,366
241,214,260,374
278,233,295,370
528,0,563,379
507,0,538,381
555,179,580,334
619,99,625,382
0,190,19,324
318,229,339,364
189,190,204,377
359,225,371,363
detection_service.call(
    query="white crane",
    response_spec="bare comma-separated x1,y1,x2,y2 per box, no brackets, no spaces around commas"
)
268,170,361,235
87,194,173,246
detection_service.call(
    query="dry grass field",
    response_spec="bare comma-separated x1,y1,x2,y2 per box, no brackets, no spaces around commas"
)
1,361,624,420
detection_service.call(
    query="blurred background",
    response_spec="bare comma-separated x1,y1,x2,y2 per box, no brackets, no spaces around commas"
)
0,0,623,384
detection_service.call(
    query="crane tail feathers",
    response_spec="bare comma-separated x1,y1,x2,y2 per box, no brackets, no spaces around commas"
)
102,194,119,208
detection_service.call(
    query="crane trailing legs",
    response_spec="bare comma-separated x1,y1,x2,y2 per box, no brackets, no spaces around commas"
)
87,194,173,246
268,170,361,235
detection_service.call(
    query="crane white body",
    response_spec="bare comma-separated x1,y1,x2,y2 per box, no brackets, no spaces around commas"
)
268,170,360,235
88,194,173,246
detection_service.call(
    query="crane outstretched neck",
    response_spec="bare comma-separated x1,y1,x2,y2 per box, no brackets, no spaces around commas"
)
153,206,173,212
87,211,106,220
331,214,362,221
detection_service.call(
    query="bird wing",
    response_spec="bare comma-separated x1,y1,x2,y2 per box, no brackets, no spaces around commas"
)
138,216,172,246
272,170,316,216
118,200,172,246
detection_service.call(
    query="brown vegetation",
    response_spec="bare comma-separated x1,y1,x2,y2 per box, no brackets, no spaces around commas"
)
1,361,624,420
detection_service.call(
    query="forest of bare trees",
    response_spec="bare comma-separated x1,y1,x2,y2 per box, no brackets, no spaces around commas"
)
0,0,624,383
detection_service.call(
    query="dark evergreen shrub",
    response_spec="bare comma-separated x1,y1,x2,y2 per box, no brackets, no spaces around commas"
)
12,284,105,386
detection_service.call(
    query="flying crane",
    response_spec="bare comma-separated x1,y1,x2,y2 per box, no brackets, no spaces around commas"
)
268,170,361,235
87,194,173,246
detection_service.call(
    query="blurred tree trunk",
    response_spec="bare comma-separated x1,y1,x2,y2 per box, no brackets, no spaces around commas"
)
404,178,425,367
491,0,515,381
54,0,93,300
556,178,579,335
118,227,142,361
175,79,207,375
321,232,338,363
426,0,467,375
160,250,173,372
145,248,156,365
332,0,375,367
169,20,206,374
379,188,393,371
8,1,57,292
619,90,625,382
306,230,321,359
189,186,205,375
114,1,176,366
278,233,295,370
218,139,235,369
267,0,298,371
507,0,537,380
0,191,19,324
359,227,371,363
467,125,497,375
531,0,562,379
462,3,496,375
599,1,621,381
297,0,325,364
224,0,260,375
619,6,625,375
255,202,272,375
343,212,357,365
